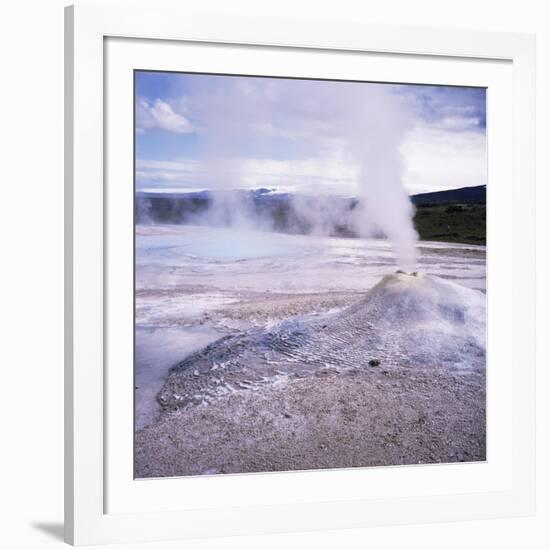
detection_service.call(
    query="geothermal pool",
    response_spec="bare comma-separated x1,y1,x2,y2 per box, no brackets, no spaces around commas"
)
135,224,486,430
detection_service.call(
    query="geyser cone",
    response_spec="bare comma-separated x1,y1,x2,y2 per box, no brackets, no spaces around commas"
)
158,273,486,411
339,271,485,362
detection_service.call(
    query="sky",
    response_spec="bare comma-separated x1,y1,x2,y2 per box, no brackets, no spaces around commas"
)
135,71,486,196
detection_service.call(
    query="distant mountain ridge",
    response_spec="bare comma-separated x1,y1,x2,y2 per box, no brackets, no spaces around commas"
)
411,185,486,205
135,185,486,244
137,185,486,205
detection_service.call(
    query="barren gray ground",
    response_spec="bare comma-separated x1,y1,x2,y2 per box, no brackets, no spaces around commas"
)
135,226,486,478
136,366,485,478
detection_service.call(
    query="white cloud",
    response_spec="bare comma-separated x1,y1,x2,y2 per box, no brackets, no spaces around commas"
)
136,98,194,134
401,124,486,194
435,116,483,132
136,121,487,197
135,155,359,196
136,159,199,172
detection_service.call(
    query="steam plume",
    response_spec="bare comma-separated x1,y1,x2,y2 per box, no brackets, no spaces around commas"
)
190,76,418,267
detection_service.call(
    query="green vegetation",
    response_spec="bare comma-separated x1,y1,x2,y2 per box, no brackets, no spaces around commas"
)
414,203,486,245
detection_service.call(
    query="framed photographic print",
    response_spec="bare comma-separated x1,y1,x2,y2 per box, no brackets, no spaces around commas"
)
65,0,536,545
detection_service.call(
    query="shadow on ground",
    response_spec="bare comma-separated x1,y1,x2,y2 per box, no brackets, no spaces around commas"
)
31,522,64,542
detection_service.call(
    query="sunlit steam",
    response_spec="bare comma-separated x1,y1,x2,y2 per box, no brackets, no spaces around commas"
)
189,76,418,268
345,86,418,270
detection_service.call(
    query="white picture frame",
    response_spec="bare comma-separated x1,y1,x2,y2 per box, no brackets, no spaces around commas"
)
65,0,536,545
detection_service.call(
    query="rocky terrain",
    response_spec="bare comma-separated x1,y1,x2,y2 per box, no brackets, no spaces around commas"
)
136,272,486,478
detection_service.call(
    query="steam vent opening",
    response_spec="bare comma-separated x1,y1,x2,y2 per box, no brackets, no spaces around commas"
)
396,269,421,277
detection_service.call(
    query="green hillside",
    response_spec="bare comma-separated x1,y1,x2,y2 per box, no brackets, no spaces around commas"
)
414,203,486,245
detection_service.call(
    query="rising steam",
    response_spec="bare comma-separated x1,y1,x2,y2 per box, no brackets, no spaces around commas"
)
345,86,418,269
188,76,418,268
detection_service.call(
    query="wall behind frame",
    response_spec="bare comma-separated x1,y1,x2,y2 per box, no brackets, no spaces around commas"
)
0,1,547,549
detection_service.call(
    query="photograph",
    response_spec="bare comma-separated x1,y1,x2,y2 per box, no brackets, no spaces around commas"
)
133,71,487,478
